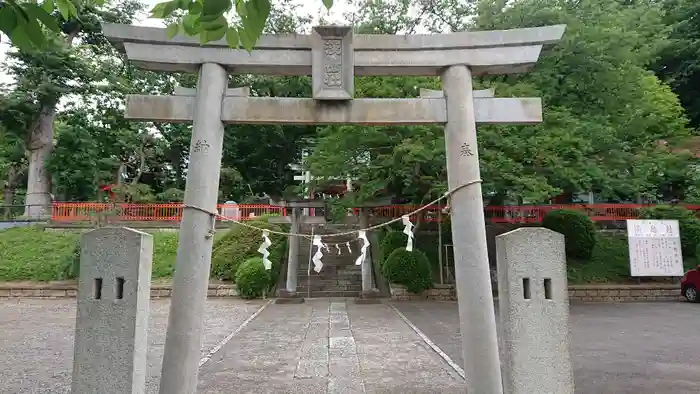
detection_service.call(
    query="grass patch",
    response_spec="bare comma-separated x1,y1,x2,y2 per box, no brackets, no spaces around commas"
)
0,227,80,281
151,231,180,278
0,227,195,282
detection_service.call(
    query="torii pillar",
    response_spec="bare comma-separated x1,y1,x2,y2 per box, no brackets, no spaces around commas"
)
272,199,327,304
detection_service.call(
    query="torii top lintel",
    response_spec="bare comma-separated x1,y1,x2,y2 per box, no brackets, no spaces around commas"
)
102,23,566,79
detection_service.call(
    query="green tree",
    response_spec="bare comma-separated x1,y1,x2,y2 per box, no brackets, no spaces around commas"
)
654,0,700,129
474,0,692,202
0,0,143,215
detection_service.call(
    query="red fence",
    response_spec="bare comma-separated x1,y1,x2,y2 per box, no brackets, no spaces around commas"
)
51,203,285,222
50,202,700,223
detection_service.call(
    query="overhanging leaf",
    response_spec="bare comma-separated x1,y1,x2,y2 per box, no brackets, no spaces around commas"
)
166,22,180,38
204,26,226,42
225,26,239,48
41,0,55,13
0,7,19,36
150,1,179,19
54,0,75,20
24,4,62,33
182,13,201,35
188,0,203,14
200,14,226,31
201,0,230,17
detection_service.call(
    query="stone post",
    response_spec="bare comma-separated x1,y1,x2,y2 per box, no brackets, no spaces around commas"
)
441,65,503,393
72,227,153,394
356,208,379,303
159,63,228,394
496,228,574,394
285,207,301,293
359,208,373,291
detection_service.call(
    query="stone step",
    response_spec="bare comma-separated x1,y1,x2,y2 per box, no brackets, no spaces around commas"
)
297,260,359,266
307,290,361,298
295,279,361,286
297,284,362,292
297,264,362,271
297,266,362,279
296,254,360,261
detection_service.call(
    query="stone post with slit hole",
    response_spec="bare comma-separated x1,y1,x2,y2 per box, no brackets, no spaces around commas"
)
496,227,575,394
71,227,153,394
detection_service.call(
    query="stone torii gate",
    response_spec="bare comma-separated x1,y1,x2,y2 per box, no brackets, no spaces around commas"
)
104,23,564,394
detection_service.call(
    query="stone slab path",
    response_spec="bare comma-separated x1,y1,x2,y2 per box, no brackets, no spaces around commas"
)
197,299,465,393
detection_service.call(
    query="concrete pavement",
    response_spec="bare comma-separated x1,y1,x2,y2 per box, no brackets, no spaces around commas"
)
392,300,700,394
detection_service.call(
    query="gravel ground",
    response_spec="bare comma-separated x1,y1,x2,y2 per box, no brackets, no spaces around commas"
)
0,298,265,394
392,301,700,394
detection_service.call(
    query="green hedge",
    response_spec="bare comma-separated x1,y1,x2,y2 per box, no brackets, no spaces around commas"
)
542,209,597,259
210,220,287,282
235,257,272,299
382,248,433,293
379,231,407,261
639,205,700,258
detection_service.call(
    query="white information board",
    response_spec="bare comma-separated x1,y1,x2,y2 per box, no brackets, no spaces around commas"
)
626,219,684,277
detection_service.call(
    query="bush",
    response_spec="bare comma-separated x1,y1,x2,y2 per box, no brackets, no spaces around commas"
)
211,220,286,281
567,232,630,283
542,209,596,259
235,257,272,299
382,248,433,293
380,231,407,263
640,205,700,258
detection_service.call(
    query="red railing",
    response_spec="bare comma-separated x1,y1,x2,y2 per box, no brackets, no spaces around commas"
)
49,202,700,223
51,203,285,222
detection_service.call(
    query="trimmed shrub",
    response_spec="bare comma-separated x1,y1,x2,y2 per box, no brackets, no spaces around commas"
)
235,257,271,299
640,205,700,258
380,231,407,264
382,248,433,293
211,220,286,281
542,209,596,259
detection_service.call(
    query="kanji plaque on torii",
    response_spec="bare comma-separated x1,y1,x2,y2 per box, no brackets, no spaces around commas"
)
311,26,354,100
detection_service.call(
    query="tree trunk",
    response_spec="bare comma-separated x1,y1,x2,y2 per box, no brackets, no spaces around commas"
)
23,28,79,219
4,188,14,220
23,109,55,218
4,166,18,219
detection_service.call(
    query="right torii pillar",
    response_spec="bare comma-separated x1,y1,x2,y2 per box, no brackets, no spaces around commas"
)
442,65,505,393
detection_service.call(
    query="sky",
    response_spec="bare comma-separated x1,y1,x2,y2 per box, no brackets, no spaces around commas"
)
0,0,352,85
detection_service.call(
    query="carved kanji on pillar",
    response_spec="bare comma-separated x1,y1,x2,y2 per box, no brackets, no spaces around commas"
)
311,26,354,100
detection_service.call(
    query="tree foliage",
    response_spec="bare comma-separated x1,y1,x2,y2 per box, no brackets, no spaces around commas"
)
0,0,698,214
654,0,700,129
305,0,695,206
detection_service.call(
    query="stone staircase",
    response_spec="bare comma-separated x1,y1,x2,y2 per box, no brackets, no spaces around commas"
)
295,225,363,298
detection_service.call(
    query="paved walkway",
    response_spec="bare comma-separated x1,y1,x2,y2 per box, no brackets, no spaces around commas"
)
197,299,464,393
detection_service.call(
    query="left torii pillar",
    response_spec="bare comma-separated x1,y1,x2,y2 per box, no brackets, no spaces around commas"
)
159,63,228,394
272,199,327,304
